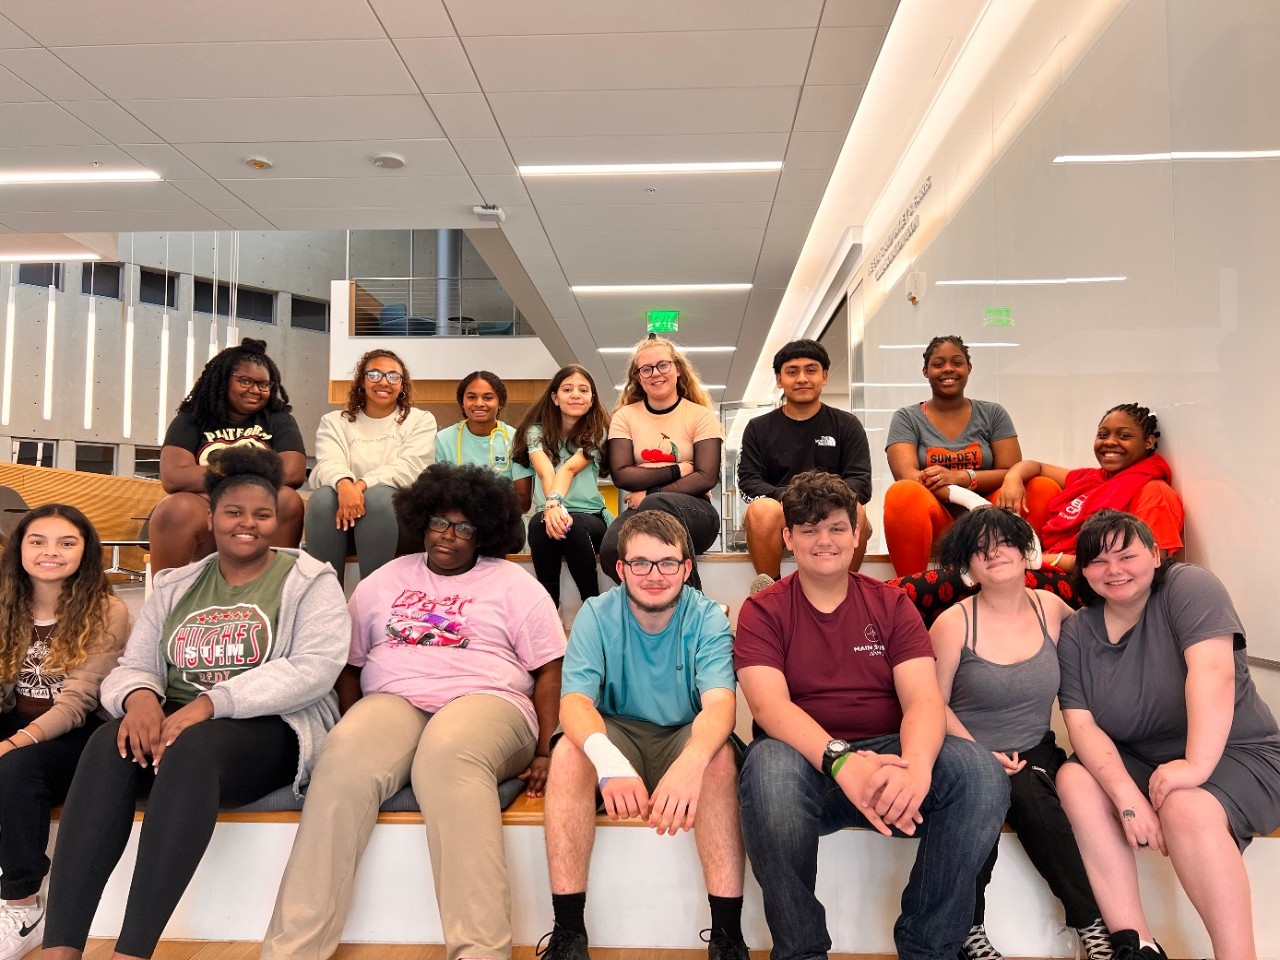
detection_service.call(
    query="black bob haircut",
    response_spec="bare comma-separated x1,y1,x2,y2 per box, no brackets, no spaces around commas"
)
393,462,523,559
203,445,283,508
1070,509,1167,607
772,339,830,375
938,507,1037,570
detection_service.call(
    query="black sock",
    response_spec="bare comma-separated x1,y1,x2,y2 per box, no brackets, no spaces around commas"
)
552,892,588,937
708,895,744,942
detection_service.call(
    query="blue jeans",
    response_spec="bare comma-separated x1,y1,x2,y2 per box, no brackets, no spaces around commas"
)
739,734,1008,960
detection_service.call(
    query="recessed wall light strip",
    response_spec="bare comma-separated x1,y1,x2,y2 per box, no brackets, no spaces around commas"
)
879,342,1019,349
1,271,14,426
83,293,96,430
1053,150,1280,164
598,346,736,354
572,283,751,294
935,276,1126,285
42,284,55,420
519,161,782,176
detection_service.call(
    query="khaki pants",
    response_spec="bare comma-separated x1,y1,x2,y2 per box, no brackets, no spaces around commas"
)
261,692,535,960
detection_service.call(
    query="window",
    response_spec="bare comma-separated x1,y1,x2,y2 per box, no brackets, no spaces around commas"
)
12,439,56,467
290,296,329,332
139,269,179,308
133,446,162,480
18,263,62,289
81,262,123,300
75,443,116,475
193,279,275,324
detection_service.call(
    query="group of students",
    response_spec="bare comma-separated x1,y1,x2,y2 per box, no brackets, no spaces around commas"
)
0,331,1276,960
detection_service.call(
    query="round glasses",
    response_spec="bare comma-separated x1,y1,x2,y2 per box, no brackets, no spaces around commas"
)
365,370,403,384
231,374,276,393
620,557,684,575
428,516,477,540
637,359,674,379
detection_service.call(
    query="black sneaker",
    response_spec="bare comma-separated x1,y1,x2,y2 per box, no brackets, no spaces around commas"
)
1109,929,1168,960
536,926,590,960
957,924,1003,960
701,928,750,960
1076,918,1114,960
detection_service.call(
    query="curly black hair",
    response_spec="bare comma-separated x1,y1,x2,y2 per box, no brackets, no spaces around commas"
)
393,462,523,559
781,469,858,527
204,445,283,508
177,338,291,425
1070,509,1168,607
938,507,1037,570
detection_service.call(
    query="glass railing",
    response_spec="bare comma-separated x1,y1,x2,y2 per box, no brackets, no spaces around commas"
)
351,276,534,337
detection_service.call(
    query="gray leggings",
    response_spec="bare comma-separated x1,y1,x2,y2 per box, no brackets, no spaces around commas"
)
304,483,405,584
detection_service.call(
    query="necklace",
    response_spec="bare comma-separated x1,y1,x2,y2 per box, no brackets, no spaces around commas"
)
31,620,57,648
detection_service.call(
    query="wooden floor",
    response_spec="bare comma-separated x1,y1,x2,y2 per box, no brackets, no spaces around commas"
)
58,945,897,960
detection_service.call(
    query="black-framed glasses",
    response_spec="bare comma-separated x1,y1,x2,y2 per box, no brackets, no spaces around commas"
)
637,359,674,379
365,370,403,384
620,556,684,576
231,374,276,392
428,516,477,540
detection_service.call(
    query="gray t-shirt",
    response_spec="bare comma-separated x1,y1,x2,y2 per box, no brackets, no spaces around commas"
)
885,399,1017,471
1058,563,1280,765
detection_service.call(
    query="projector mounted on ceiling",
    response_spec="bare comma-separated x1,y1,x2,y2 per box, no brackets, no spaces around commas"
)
472,204,505,224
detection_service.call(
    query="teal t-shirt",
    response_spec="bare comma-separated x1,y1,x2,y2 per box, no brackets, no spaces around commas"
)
523,424,606,513
434,420,534,482
562,585,735,726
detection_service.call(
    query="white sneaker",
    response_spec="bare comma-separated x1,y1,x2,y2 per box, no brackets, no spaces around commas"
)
0,896,44,960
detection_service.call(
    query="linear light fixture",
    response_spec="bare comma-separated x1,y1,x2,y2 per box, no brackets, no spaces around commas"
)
520,161,782,176
598,346,736,354
1054,150,1280,164
935,276,1126,286
122,304,135,438
852,381,934,387
157,311,170,444
615,384,726,391
573,283,751,294
0,252,101,263
42,285,56,420
879,342,1019,349
83,297,96,429
0,169,162,185
1,276,14,425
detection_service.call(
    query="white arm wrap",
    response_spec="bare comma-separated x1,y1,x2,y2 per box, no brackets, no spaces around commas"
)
583,732,640,783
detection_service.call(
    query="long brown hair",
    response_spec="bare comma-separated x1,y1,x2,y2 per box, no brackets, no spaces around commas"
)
0,504,117,681
614,335,714,412
513,364,610,477
342,349,414,424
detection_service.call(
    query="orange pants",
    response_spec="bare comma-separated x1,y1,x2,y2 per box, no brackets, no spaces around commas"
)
882,477,1062,576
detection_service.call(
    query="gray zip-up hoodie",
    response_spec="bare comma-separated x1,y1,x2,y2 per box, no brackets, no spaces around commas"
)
100,549,349,796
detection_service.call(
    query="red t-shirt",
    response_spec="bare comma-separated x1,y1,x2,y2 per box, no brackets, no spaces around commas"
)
734,573,935,742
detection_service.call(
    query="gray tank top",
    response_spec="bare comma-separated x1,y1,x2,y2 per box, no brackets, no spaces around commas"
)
948,592,1059,754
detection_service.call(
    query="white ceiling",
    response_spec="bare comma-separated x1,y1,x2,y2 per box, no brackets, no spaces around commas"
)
0,0,976,398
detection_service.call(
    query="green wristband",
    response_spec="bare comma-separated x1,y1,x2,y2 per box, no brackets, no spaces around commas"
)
829,752,851,779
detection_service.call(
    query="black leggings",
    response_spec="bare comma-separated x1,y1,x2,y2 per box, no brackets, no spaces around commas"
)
44,714,298,958
528,510,607,608
599,493,720,589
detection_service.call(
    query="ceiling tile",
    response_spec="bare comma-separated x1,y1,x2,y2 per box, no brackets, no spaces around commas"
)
470,175,532,207
451,139,516,176
0,15,37,49
367,0,454,38
170,179,249,209
820,0,901,28
121,142,210,180
0,48,104,100
506,132,788,166
175,139,465,179
783,131,845,170
54,41,417,101
0,208,230,232
805,26,889,85
259,206,478,230
793,84,866,132
775,167,834,202
0,1,386,44
425,93,500,138
0,101,106,146
123,96,443,144
60,100,161,143
0,180,201,214
767,200,823,228
463,30,813,92
207,208,278,230
0,64,40,102
0,143,138,171
446,1,823,36
524,170,780,206
219,175,483,209
538,202,772,233
395,38,480,94
489,87,801,138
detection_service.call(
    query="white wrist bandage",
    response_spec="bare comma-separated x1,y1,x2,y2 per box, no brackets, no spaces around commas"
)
942,484,989,511
583,732,639,783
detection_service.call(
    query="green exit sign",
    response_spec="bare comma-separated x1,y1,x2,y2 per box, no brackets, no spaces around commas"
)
647,310,680,334
984,307,1013,327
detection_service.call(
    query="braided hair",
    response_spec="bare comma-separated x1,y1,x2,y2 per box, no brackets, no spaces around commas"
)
1101,403,1160,449
177,338,291,425
922,335,971,367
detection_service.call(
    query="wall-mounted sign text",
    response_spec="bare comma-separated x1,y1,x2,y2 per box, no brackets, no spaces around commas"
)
869,177,932,281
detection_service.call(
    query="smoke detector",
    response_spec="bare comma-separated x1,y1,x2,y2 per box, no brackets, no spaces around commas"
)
372,153,406,169
472,204,506,223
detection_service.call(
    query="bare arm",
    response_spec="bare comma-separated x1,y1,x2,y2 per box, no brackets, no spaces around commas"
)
1063,707,1166,853
887,442,923,484
520,657,563,797
336,664,363,714
514,476,534,514
995,460,1071,514
648,686,735,834
278,450,307,489
929,607,977,741
159,445,208,494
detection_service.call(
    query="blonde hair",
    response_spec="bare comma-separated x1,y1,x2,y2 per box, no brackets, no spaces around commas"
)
613,336,714,412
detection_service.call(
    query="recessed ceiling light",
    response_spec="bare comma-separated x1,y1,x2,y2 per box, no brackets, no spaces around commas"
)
244,157,273,171
0,170,162,185
0,252,101,262
573,283,751,294
935,276,1126,286
1054,150,1280,163
520,161,783,176
598,346,736,354
879,342,1019,349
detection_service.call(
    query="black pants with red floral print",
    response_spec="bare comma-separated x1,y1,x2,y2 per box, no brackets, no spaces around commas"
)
887,565,1079,628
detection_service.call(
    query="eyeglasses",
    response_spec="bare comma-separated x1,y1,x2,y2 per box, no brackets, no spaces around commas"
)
620,557,684,576
636,359,674,379
428,516,477,540
231,375,276,393
365,370,403,384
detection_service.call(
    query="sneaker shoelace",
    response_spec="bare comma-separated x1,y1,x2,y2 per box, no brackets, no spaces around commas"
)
0,908,24,936
1076,920,1114,960
960,925,1004,960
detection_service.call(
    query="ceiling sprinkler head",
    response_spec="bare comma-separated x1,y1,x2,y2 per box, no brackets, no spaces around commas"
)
245,157,273,170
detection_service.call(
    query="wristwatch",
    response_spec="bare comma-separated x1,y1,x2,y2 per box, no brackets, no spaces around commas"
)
822,739,852,777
